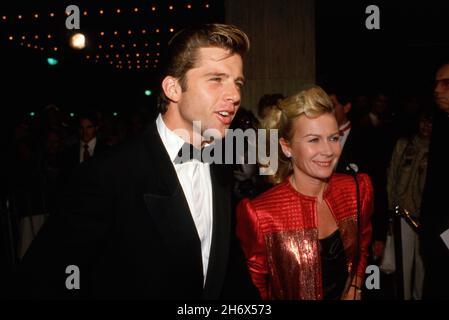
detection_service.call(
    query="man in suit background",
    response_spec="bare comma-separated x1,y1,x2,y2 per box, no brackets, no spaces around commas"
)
10,23,257,300
326,84,390,274
63,111,109,166
421,61,449,299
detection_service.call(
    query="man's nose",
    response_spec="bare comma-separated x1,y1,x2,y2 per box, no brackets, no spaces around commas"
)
224,83,240,105
435,81,445,93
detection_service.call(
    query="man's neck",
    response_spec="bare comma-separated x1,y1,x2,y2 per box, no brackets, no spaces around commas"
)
161,112,204,149
81,137,96,145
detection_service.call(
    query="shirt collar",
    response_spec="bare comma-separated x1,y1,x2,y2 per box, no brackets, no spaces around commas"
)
80,137,97,150
156,114,187,163
339,121,351,130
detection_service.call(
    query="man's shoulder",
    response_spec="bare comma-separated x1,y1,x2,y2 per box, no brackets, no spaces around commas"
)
82,125,161,173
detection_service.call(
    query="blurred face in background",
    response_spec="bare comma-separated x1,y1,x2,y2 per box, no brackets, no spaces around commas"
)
79,118,98,143
329,94,351,127
46,132,63,155
434,64,449,113
260,105,276,120
372,94,388,115
418,116,433,139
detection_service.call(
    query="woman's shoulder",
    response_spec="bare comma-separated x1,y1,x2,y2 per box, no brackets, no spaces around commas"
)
330,173,372,192
240,180,293,209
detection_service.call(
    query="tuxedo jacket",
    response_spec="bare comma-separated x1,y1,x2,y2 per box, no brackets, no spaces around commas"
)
62,140,110,170
13,123,256,299
420,109,449,298
336,124,390,242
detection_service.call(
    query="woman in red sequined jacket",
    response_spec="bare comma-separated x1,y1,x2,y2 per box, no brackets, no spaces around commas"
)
237,86,374,300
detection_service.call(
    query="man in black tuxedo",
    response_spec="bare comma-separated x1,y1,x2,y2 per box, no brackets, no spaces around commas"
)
12,24,257,300
327,85,390,265
421,61,449,299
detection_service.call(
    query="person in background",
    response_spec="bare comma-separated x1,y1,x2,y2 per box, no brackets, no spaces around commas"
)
387,110,433,300
326,84,389,270
420,60,449,299
257,93,285,122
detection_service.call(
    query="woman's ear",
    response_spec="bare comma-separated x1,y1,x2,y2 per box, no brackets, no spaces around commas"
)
161,76,181,103
279,137,292,158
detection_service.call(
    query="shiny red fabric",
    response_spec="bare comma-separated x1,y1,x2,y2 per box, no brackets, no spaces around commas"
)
236,173,373,300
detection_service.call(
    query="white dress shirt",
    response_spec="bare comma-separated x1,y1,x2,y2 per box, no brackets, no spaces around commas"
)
156,114,213,285
339,121,351,148
79,137,97,163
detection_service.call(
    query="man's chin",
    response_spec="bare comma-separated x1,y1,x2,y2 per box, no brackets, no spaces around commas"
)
436,102,449,113
201,126,226,142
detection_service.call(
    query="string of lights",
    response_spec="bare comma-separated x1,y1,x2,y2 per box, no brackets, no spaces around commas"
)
1,1,215,71
0,3,210,22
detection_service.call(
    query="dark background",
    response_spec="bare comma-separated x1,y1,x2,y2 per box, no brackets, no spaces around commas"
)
1,0,449,142
316,0,449,96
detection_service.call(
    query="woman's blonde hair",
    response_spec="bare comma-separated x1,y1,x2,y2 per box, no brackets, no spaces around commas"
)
262,85,335,184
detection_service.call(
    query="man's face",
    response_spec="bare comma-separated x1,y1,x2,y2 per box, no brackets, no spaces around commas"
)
329,94,349,126
163,47,244,141
260,105,276,120
46,132,62,155
418,117,433,139
79,118,97,143
434,64,449,113
372,94,388,115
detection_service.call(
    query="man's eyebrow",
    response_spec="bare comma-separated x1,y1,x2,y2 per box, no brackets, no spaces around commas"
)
204,72,230,78
204,72,245,83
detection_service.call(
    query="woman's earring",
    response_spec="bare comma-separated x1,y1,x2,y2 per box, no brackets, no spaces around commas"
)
285,152,291,158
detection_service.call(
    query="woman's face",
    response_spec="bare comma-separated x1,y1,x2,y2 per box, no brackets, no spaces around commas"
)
280,113,341,181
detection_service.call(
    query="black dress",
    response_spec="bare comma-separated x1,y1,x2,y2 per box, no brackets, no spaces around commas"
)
319,229,348,300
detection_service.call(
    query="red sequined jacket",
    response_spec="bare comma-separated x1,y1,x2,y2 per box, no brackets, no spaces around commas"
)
236,173,373,300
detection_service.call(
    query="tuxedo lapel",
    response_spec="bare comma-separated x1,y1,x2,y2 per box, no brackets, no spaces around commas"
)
337,127,359,173
141,124,204,286
202,163,232,299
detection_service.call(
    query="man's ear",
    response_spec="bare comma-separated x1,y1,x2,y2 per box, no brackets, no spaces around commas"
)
279,137,292,158
161,76,181,103
344,102,352,115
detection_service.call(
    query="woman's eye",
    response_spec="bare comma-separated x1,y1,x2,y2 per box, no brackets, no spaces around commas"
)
308,138,318,143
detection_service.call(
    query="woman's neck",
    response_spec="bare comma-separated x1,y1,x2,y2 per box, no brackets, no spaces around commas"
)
290,170,328,201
